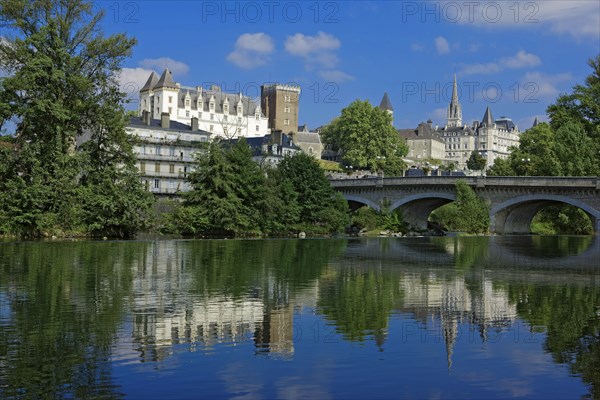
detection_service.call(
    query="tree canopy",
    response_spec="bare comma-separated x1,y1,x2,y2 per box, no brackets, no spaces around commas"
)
169,142,350,237
0,0,153,237
321,100,408,176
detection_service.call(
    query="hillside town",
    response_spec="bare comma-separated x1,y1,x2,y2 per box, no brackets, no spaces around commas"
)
131,69,524,196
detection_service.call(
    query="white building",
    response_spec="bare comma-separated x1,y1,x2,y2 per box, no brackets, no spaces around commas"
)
139,69,270,139
128,112,211,196
438,75,520,169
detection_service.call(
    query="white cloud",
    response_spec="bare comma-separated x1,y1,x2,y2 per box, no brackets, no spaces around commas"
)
227,33,274,69
139,57,190,76
411,43,425,52
460,62,502,75
118,67,154,105
434,36,450,54
443,0,600,39
318,70,355,83
500,50,541,69
285,31,341,69
460,50,541,75
521,71,573,98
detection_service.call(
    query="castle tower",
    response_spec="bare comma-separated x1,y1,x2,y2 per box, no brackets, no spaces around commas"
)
447,75,462,128
260,84,301,135
139,71,159,117
379,92,394,125
152,68,180,119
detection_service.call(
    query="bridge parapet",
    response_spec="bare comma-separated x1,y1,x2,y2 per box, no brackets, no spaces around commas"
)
330,176,600,189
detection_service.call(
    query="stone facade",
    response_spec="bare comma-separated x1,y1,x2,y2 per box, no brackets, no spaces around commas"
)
260,84,301,135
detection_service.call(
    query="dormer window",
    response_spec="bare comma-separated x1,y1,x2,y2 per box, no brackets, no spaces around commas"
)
224,104,229,114
237,106,242,115
185,99,190,107
169,96,172,104
209,102,215,111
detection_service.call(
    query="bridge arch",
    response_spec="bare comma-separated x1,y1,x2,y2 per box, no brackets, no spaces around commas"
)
490,194,600,234
342,194,381,212
390,192,456,231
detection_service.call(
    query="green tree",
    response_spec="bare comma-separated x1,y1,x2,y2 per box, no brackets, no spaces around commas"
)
321,100,408,176
430,180,489,234
466,150,487,175
183,140,255,236
0,0,152,237
276,152,349,233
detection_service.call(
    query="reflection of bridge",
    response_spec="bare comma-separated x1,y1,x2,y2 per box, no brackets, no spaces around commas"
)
341,236,600,272
331,176,600,234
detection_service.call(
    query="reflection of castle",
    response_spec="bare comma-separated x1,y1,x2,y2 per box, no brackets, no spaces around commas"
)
130,242,300,362
400,274,517,370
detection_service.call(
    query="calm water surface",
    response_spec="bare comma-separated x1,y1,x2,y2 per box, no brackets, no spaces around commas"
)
0,236,599,399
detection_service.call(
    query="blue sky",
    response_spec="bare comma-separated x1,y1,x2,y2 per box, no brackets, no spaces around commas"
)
83,1,600,130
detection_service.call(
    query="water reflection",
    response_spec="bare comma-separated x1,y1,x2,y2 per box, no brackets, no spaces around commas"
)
0,237,599,399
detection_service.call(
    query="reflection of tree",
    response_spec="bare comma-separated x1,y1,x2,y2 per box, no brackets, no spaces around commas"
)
429,236,489,271
317,266,403,345
0,241,142,398
508,283,600,398
184,239,346,303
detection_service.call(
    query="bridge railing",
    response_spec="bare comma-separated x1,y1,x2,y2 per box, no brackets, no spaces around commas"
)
329,176,600,189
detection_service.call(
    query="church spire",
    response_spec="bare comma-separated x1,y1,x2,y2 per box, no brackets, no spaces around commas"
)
447,74,462,127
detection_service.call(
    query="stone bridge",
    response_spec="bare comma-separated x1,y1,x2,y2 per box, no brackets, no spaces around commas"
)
330,176,600,234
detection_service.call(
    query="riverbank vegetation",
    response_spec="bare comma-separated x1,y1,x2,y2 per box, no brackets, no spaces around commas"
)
162,141,349,237
0,0,153,238
488,55,600,235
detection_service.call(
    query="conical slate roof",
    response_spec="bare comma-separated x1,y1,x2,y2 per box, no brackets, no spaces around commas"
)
155,68,178,89
379,92,393,111
140,71,159,92
482,106,494,127
532,116,540,127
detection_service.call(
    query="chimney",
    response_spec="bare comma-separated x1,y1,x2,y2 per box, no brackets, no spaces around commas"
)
191,117,199,132
161,112,170,129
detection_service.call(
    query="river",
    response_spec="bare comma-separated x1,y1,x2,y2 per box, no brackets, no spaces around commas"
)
1,236,599,399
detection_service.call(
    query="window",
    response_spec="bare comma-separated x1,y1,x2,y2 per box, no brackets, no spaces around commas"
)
224,105,229,113
185,111,189,117
210,113,214,120
154,163,160,173
154,179,160,189
185,99,190,107
209,125,214,132
168,107,172,114
155,145,161,155
238,117,242,123
237,128,242,134
169,147,175,156
237,106,242,114
223,115,228,122
168,96,172,104
284,95,291,102
209,102,215,110
199,112,202,119
284,106,290,113
140,162,146,173
284,119,290,126
156,107,159,114
169,164,175,174
256,125,259,132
